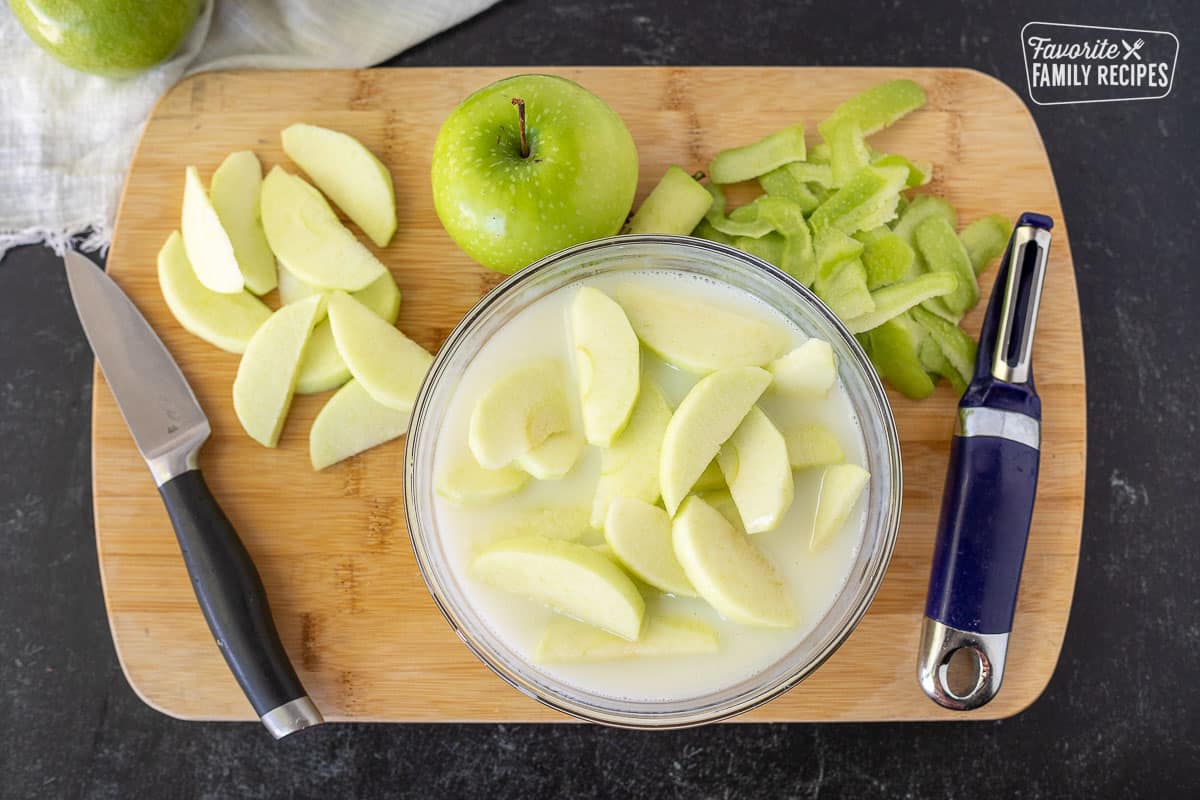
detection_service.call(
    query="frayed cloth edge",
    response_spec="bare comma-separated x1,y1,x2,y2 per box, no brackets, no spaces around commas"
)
0,220,112,263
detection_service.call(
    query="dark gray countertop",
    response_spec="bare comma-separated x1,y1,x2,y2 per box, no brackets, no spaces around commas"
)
2,0,1197,797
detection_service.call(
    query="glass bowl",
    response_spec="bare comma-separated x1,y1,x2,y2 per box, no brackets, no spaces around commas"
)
404,234,902,728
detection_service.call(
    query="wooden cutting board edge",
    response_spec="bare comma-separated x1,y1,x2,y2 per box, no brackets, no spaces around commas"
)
92,66,1086,723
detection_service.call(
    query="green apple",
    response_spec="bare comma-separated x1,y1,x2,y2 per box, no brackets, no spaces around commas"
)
232,295,324,447
698,489,745,532
692,459,726,493
768,339,837,397
325,292,431,411
351,271,403,323
627,166,713,235
783,424,845,470
570,287,640,446
279,267,402,395
181,166,242,294
588,545,661,600
535,614,718,663
717,406,794,533
516,429,585,480
591,378,671,527
604,497,696,597
487,505,592,543
281,123,397,248
276,262,320,307
473,536,645,641
659,366,772,515
309,379,411,470
260,167,387,291
614,283,791,374
277,264,401,322
293,322,350,395
590,543,617,560
672,496,796,628
437,458,529,506
431,74,638,274
209,151,277,296
811,464,870,550
156,231,270,354
468,359,570,469
10,0,201,77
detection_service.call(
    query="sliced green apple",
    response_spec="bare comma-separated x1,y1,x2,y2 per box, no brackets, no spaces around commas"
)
811,464,870,550
535,613,718,663
473,536,645,641
692,458,726,492
209,150,276,295
604,497,696,596
309,379,411,470
437,458,529,506
326,291,432,411
281,268,402,394
278,264,401,322
281,123,397,248
276,260,323,306
615,283,790,373
515,428,585,480
717,406,794,533
671,496,796,628
660,366,772,515
157,230,271,354
348,270,401,323
181,165,243,294
294,321,351,395
699,489,746,532
627,165,714,235
784,424,845,470
489,505,592,543
570,286,640,446
591,378,672,527
591,543,616,559
468,359,570,469
232,295,324,447
260,166,387,291
768,338,837,397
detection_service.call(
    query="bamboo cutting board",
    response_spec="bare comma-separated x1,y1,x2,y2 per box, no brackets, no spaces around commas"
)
95,67,1085,722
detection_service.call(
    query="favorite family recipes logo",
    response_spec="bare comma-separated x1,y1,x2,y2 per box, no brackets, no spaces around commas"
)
1021,22,1179,105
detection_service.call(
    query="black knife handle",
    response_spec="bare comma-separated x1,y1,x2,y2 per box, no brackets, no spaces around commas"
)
158,469,322,738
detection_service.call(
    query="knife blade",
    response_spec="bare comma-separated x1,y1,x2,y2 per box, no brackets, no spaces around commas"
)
65,250,211,481
65,251,323,738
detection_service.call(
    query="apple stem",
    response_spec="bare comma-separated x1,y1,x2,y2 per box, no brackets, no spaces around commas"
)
511,97,530,159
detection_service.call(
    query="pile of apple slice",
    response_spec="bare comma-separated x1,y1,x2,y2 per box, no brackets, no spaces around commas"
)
441,284,870,662
156,123,431,469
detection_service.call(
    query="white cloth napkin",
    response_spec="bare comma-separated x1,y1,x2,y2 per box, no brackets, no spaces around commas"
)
0,0,497,261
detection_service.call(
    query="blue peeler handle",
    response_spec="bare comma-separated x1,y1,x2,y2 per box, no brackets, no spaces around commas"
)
925,428,1040,635
917,212,1052,710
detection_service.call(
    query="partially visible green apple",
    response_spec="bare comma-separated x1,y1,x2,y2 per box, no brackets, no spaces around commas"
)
431,74,638,274
10,0,202,78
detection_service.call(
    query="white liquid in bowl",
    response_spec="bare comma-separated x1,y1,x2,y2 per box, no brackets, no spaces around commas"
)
430,268,868,703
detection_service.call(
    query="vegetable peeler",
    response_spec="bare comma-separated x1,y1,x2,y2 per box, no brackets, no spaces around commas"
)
917,212,1053,710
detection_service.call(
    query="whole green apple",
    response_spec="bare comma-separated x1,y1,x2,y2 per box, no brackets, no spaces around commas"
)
9,0,203,78
431,74,639,274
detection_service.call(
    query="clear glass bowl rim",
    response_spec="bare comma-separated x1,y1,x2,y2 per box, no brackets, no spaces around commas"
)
404,234,903,729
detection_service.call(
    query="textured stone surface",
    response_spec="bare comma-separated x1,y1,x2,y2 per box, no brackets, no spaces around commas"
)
1,0,1198,796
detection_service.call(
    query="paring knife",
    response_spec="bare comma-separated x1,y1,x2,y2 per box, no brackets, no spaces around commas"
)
917,212,1053,710
64,251,322,738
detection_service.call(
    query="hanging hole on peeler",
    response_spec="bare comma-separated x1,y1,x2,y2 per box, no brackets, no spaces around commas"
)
939,646,986,700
